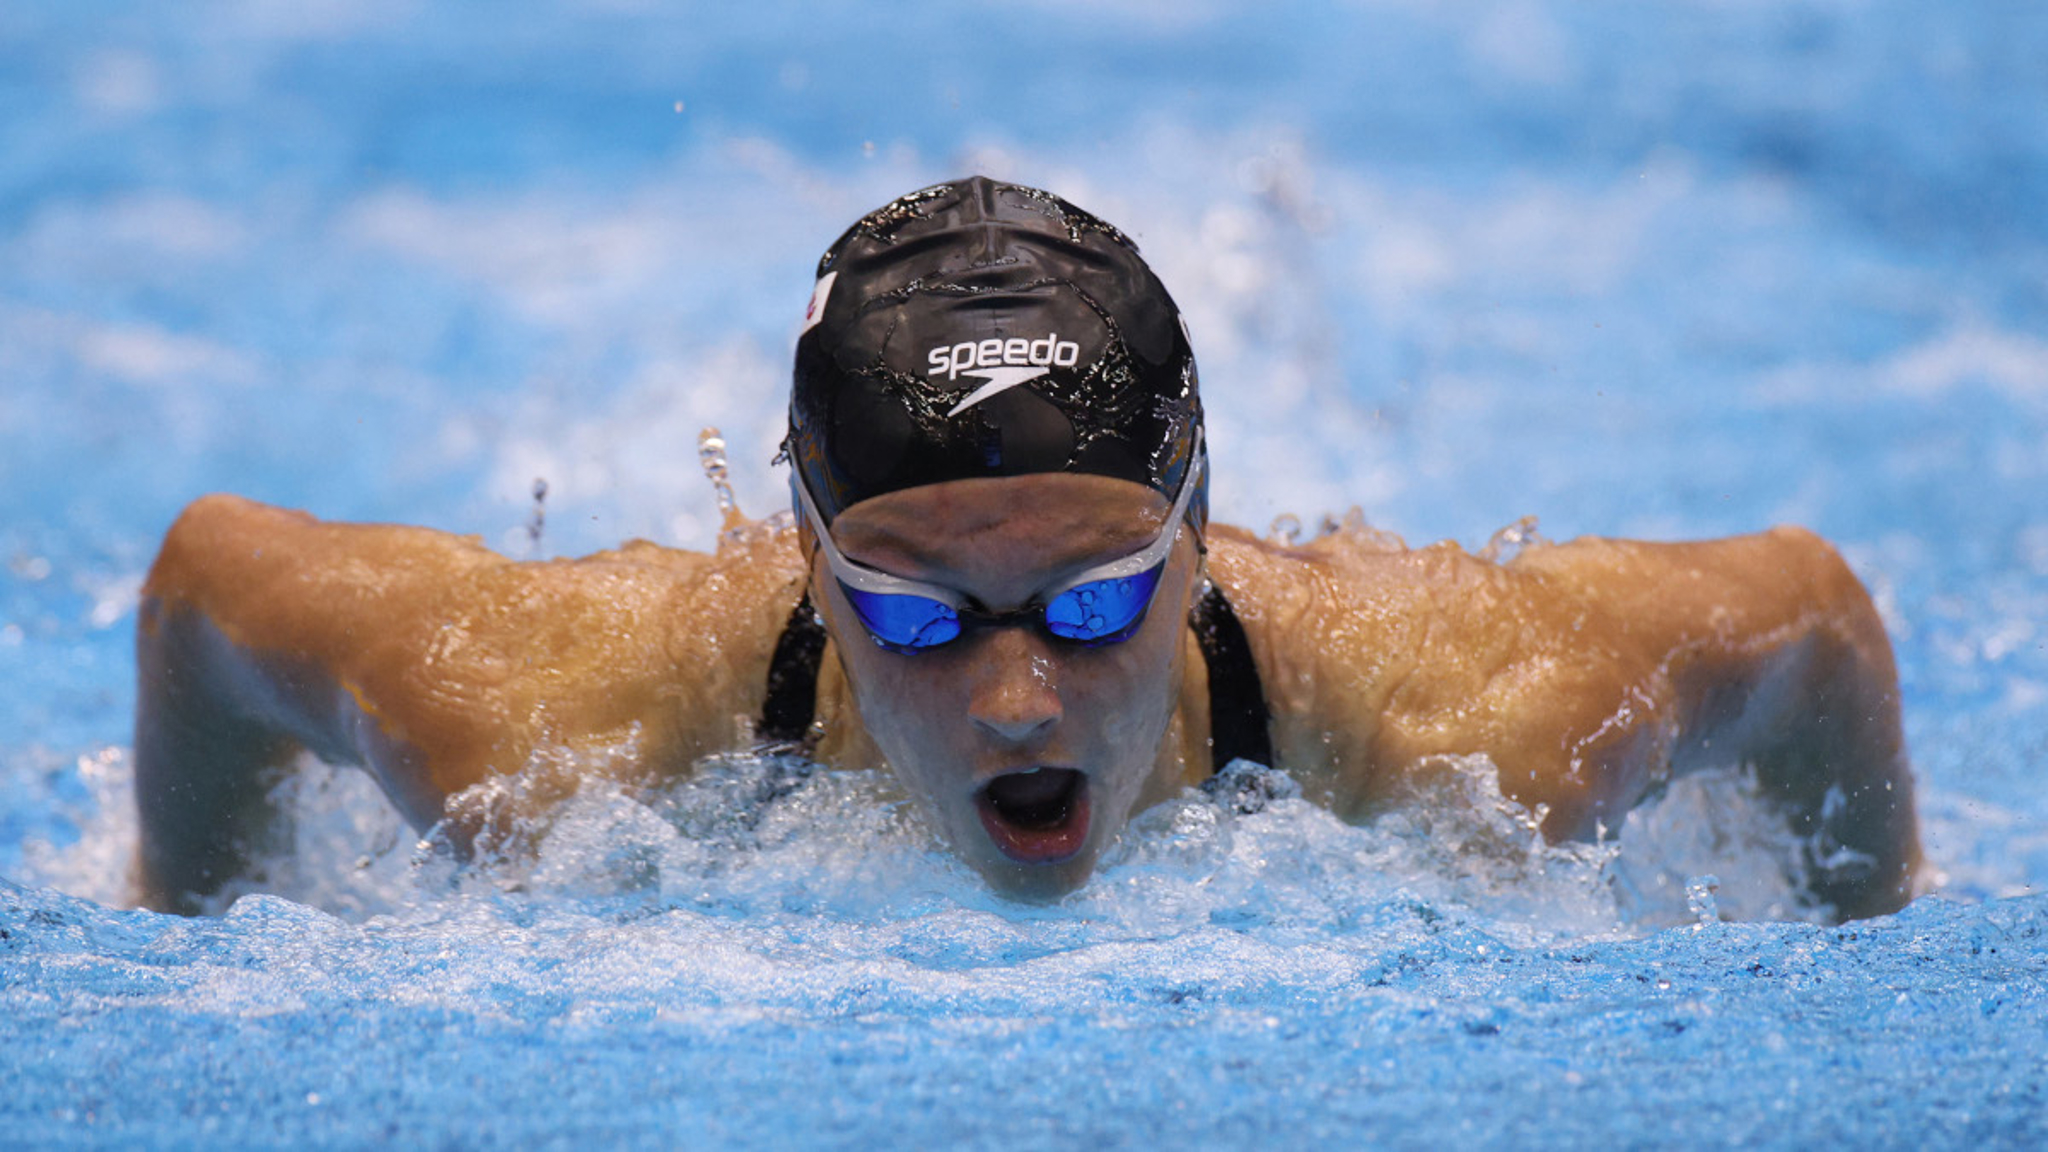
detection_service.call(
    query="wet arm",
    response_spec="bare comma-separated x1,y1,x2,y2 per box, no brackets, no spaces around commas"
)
133,496,812,913
131,495,500,910
1215,524,1920,918
1507,527,1922,917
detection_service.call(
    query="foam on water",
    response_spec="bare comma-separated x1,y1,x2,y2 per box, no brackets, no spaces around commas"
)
19,733,1816,943
5,744,2043,1146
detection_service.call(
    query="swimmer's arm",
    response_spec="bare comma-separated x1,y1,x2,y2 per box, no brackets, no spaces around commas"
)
132,495,522,910
1502,527,1922,917
132,494,802,912
1219,524,1919,918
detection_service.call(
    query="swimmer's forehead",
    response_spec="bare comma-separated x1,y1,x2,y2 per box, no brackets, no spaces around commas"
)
831,473,1172,575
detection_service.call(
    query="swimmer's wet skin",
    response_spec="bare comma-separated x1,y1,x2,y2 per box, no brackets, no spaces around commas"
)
130,176,1924,919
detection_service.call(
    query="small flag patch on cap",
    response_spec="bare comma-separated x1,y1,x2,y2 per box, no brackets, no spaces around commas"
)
801,270,838,335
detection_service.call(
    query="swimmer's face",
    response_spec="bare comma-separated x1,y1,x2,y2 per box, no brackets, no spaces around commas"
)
812,474,1202,900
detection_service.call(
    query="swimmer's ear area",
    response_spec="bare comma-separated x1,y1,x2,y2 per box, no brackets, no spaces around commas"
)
1175,445,1211,579
790,471,832,581
791,481,814,554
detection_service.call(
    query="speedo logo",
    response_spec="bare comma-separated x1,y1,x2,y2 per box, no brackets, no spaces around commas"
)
927,334,1083,416
927,334,1082,380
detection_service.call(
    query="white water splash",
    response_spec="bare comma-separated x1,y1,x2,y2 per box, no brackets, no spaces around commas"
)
21,735,1821,943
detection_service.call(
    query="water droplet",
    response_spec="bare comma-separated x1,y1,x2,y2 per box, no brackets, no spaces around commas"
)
1480,515,1549,564
1685,874,1722,924
698,427,749,540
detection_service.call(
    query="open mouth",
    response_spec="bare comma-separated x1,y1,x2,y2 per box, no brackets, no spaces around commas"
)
975,767,1091,864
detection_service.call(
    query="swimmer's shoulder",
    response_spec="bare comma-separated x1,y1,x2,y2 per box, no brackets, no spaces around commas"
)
1503,523,1856,589
1207,516,1863,614
147,494,809,671
1201,519,1882,818
1198,522,1519,806
145,495,812,791
1202,520,1566,699
153,493,804,591
1201,519,1494,618
1198,518,1866,695
146,494,501,646
1497,524,1878,640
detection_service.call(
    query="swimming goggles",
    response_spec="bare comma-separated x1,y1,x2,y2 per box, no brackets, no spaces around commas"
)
794,438,1205,654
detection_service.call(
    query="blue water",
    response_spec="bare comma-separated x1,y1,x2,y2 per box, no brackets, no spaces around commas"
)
5,1,2047,1145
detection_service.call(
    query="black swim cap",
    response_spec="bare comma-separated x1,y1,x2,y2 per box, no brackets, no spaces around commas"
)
786,176,1203,526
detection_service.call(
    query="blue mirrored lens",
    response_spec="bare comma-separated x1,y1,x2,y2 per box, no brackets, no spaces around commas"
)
841,585,962,651
1044,565,1165,644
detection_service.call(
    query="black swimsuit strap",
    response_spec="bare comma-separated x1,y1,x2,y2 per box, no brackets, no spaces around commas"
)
757,592,829,748
1188,580,1273,774
754,582,1273,775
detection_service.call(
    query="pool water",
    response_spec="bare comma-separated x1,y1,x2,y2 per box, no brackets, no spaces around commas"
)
4,2,2046,1145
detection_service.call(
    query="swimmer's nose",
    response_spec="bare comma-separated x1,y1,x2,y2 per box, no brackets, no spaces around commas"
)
967,632,1062,745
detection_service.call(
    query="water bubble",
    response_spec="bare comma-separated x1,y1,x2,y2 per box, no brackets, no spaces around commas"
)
696,426,778,548
1610,766,1815,925
1202,758,1299,815
1480,515,1550,564
1685,875,1722,925
698,427,731,495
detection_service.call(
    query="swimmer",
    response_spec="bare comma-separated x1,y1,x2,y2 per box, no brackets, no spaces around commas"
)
131,176,1922,919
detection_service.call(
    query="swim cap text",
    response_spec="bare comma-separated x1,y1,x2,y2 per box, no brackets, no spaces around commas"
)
927,335,1081,380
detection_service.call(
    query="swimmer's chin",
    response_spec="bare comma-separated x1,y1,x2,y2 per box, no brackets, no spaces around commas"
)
968,852,1102,903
